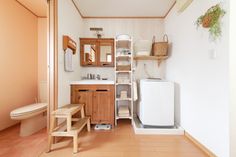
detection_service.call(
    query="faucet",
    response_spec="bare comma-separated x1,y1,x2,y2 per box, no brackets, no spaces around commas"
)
96,74,101,80
85,73,97,80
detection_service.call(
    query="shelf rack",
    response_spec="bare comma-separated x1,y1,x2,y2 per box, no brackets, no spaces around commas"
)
115,35,133,125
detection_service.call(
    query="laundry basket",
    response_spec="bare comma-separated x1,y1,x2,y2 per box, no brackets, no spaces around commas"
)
152,35,168,56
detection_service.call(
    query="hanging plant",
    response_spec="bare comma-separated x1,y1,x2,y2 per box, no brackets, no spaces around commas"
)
196,3,226,40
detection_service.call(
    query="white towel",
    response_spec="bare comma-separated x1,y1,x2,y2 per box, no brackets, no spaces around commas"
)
64,49,74,72
133,81,138,101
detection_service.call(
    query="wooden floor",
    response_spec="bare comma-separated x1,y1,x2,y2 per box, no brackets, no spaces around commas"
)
0,121,208,157
41,120,208,157
0,124,47,157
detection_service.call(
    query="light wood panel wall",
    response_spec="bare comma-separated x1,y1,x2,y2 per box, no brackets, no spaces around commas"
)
0,0,38,131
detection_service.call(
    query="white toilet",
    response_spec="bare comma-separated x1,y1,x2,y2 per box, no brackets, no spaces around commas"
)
10,81,47,137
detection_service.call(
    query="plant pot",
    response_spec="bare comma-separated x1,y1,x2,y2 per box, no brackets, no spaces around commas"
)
202,15,212,28
202,6,222,28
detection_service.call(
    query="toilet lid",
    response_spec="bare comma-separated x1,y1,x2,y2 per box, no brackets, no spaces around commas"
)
10,103,47,116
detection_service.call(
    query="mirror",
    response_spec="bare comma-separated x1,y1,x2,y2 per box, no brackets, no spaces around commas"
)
100,45,112,63
80,38,114,67
84,44,96,64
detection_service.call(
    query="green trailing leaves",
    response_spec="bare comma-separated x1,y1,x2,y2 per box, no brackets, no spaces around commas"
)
196,3,226,40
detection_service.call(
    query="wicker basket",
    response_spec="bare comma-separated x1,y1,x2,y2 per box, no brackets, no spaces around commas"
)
116,65,131,71
202,15,212,28
152,35,169,56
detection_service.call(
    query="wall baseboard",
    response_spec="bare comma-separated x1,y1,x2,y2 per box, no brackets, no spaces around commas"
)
184,131,217,157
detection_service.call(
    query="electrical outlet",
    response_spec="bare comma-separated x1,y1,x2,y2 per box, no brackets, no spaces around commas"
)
209,49,217,59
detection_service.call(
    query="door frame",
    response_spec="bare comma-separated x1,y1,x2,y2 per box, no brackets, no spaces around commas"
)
47,0,58,131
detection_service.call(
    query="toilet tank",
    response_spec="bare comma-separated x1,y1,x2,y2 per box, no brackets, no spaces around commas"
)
39,81,47,103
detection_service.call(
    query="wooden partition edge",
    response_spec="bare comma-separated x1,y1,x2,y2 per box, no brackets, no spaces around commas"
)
46,0,50,134
47,0,58,152
47,0,58,132
54,0,58,112
184,131,217,157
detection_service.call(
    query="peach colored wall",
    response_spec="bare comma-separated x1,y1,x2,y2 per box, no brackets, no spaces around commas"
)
38,18,47,91
0,0,38,130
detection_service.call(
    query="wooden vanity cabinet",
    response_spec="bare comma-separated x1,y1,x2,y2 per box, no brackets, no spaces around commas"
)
92,89,113,124
71,89,93,117
80,38,114,67
71,85,115,126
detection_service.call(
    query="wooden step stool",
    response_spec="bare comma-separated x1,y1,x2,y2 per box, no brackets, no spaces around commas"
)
48,104,90,154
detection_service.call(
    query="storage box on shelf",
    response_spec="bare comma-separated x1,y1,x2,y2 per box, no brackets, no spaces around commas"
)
116,65,131,71
115,35,133,124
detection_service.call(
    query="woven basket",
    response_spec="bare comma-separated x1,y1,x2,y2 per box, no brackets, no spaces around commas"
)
116,65,131,71
152,35,169,56
202,15,212,28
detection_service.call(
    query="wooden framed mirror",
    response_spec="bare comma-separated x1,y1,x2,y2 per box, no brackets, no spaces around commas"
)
80,39,98,66
99,39,114,67
80,38,114,67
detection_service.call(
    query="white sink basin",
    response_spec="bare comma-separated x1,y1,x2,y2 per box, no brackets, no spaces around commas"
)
70,80,115,85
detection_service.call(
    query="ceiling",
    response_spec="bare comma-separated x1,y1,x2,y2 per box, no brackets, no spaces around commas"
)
74,0,176,18
17,0,47,17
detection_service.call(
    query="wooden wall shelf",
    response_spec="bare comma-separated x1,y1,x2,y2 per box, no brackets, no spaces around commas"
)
133,55,168,60
63,35,77,54
133,55,168,66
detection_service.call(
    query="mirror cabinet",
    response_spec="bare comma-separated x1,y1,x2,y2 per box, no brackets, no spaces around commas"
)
80,38,114,67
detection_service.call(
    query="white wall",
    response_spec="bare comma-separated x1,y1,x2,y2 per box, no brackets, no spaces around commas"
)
82,19,166,80
165,0,229,156
229,0,236,156
58,0,84,107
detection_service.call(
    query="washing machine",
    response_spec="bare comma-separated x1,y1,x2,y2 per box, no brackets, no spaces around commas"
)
137,79,174,127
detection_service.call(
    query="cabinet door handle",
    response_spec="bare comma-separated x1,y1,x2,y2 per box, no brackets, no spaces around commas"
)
78,89,89,92
78,95,81,99
96,89,109,92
